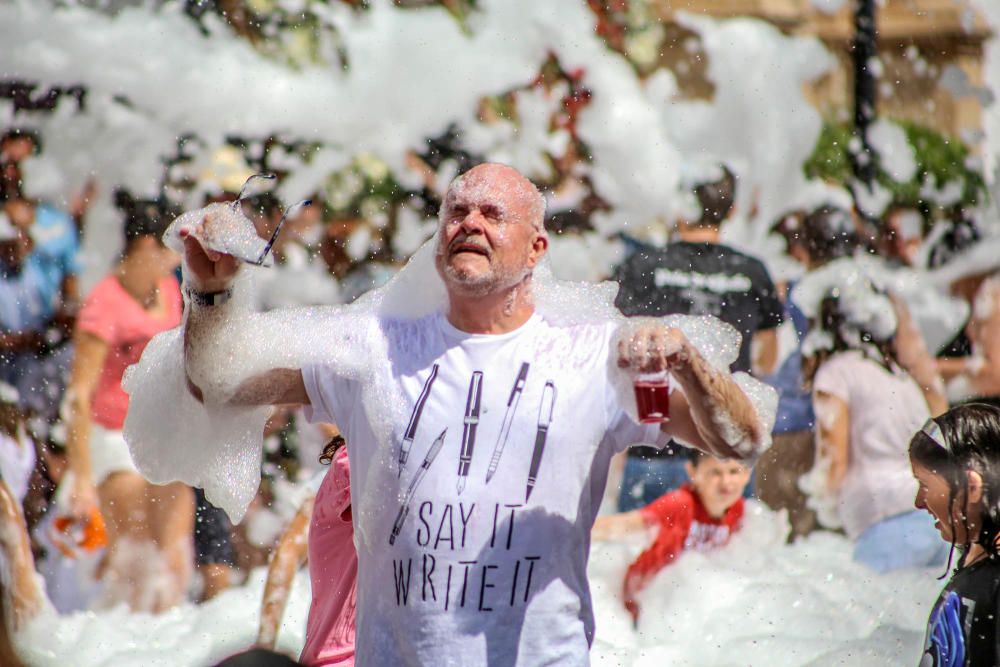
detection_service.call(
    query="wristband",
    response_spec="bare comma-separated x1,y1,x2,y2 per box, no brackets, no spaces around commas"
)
185,286,234,307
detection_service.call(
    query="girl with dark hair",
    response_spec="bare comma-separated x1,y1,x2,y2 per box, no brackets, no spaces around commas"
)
911,403,1000,666
257,435,357,666
801,276,949,572
63,194,193,612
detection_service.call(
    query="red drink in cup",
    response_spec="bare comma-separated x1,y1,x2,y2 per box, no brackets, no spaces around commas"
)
634,373,670,424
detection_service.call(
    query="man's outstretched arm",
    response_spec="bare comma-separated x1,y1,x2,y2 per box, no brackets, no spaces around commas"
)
617,323,765,460
181,228,310,408
664,353,762,460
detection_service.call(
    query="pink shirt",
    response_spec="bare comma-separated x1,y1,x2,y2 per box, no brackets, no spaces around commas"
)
300,448,357,667
77,274,182,429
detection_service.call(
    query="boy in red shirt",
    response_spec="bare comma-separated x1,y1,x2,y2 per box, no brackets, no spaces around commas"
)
594,449,751,622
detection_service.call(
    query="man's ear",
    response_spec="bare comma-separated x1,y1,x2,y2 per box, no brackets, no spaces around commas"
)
527,233,548,267
684,461,695,480
968,470,985,505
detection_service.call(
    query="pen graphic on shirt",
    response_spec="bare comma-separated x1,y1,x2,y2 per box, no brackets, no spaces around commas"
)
485,362,530,484
389,428,447,546
525,381,556,503
398,363,439,477
456,371,484,495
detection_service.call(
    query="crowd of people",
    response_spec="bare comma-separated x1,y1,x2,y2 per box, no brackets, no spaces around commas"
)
1,116,1000,667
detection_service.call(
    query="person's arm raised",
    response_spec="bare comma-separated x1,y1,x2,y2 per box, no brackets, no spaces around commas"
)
617,323,766,461
592,510,646,541
257,494,313,649
181,231,309,408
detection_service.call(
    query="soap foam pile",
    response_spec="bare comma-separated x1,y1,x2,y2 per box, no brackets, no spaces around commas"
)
588,504,937,667
0,0,840,288
15,503,939,666
792,254,969,355
123,226,776,521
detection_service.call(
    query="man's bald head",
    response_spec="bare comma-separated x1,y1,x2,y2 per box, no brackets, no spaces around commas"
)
441,163,546,235
435,163,549,298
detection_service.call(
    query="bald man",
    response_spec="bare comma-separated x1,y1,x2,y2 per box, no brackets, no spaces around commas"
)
181,163,765,666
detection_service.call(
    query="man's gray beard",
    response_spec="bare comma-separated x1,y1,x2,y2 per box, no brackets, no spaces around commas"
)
442,261,531,298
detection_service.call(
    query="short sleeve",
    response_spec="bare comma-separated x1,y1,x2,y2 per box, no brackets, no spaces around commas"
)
63,232,83,276
38,206,82,276
76,279,119,343
624,494,693,598
752,260,784,330
302,362,353,427
813,354,852,403
639,488,685,527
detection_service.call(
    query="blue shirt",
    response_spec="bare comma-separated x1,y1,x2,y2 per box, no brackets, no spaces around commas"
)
766,283,815,434
29,203,81,308
0,254,54,333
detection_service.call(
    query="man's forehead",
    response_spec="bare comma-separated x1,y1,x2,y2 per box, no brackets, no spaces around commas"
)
444,173,529,211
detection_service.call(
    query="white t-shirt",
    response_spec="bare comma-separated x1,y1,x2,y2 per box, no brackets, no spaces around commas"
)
303,311,665,666
813,350,928,539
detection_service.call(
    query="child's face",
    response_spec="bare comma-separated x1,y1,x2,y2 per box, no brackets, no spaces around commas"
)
912,459,983,544
686,457,750,517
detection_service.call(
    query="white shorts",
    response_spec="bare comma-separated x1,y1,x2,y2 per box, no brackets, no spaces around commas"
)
90,424,139,485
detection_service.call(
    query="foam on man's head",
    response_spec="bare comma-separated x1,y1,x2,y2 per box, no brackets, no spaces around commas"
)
440,163,547,237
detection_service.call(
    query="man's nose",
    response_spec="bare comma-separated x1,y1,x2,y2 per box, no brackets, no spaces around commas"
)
459,209,487,233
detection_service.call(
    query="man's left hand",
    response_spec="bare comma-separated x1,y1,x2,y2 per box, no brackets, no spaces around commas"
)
616,323,692,374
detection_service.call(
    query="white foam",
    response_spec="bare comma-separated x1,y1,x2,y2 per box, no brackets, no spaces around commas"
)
867,119,918,183
794,255,968,354
0,0,850,293
13,503,941,666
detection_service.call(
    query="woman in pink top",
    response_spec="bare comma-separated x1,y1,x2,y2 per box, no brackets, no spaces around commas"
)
65,196,194,612
258,435,357,666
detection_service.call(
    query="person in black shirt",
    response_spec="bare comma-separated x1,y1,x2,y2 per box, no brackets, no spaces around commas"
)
910,403,1000,666
612,165,784,511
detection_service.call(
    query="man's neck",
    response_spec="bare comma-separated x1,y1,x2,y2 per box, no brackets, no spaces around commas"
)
677,226,721,244
445,281,535,334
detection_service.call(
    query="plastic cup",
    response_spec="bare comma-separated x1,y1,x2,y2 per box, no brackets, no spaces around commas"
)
50,508,108,558
634,372,670,424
